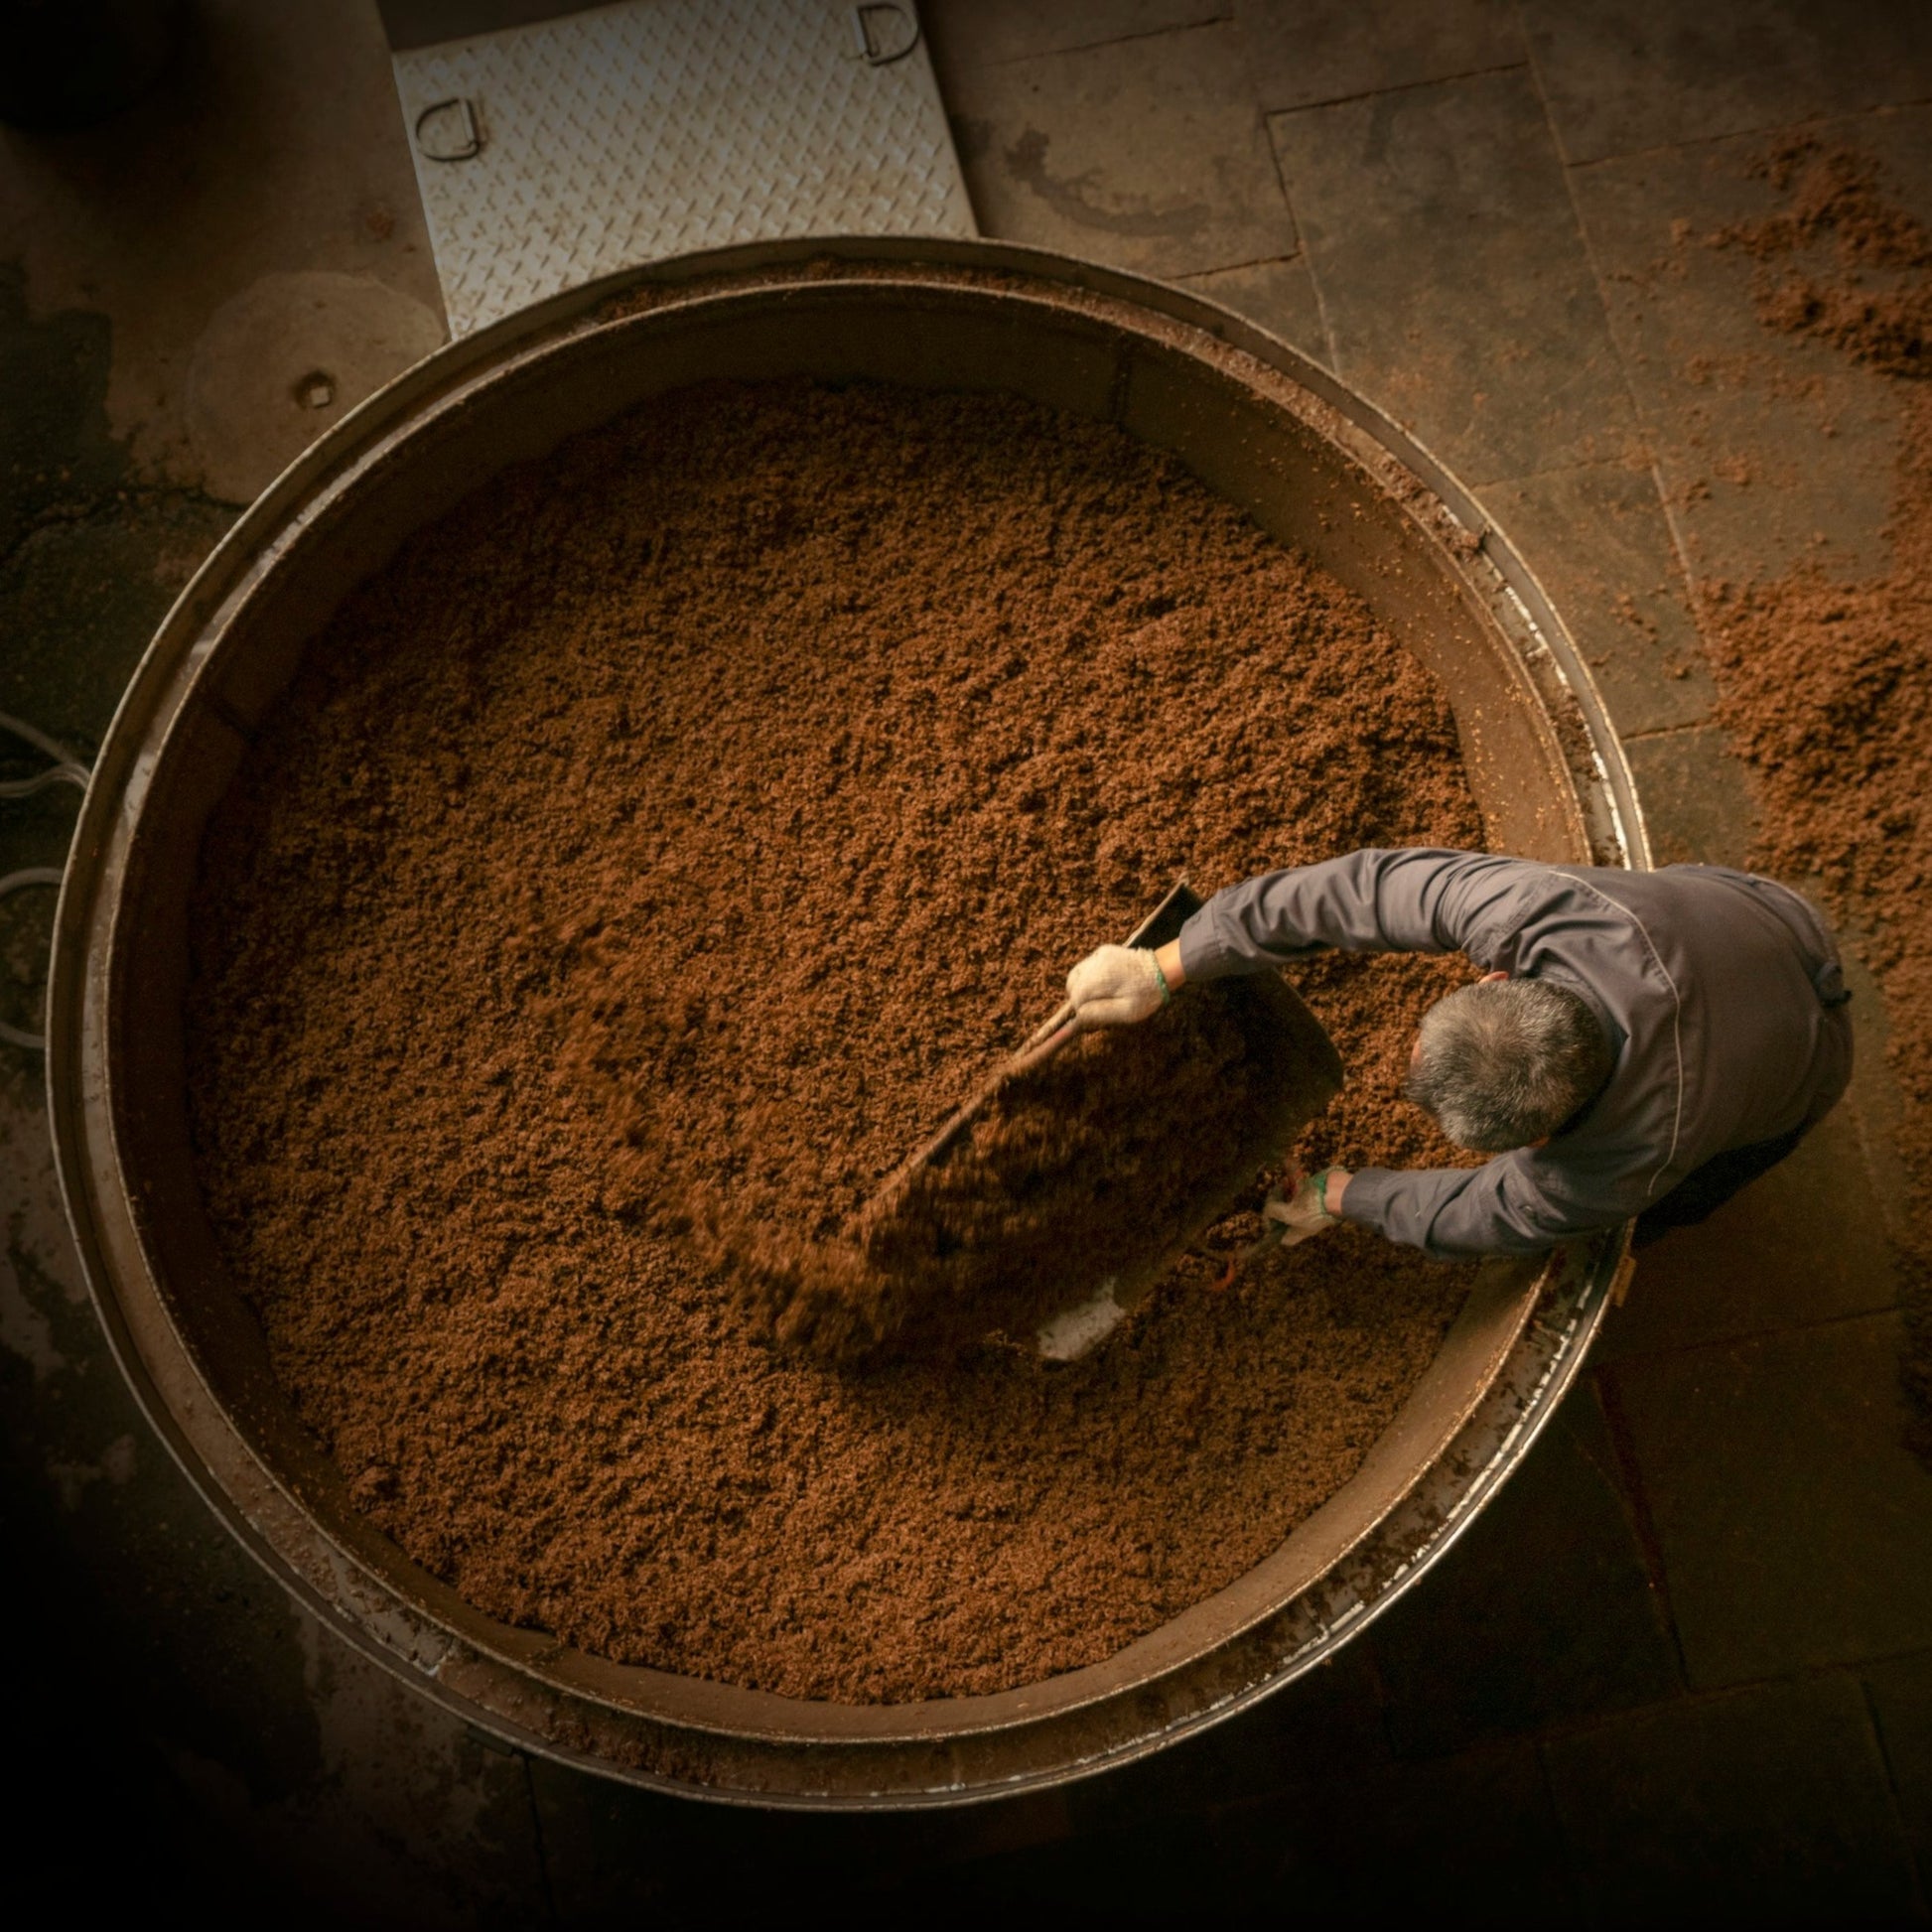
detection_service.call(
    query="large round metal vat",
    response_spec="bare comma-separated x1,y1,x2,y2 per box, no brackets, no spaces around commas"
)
46,239,1644,1808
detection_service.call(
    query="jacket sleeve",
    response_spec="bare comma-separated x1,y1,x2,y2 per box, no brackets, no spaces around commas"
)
1343,1145,1657,1257
1176,849,1537,981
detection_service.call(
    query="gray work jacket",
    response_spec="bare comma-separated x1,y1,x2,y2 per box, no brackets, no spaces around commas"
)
1175,849,1854,1257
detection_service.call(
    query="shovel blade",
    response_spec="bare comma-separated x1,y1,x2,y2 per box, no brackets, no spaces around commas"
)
1031,966,1342,1360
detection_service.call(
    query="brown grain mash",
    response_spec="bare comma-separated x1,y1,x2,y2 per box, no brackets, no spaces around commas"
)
186,379,1484,1702
1700,142,1932,1450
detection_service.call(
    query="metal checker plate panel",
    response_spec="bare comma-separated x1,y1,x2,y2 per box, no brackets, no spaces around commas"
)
393,0,977,335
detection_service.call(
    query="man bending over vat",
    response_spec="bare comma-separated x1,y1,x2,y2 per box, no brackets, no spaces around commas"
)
1064,850,1853,1256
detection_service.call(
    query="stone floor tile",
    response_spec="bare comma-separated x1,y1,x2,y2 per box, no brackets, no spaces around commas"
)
1066,1641,1391,1828
1544,1673,1920,1921
1524,0,1932,169
1620,725,1756,866
1568,111,1932,590
0,269,236,751
924,0,1229,74
927,1737,1567,1909
1175,253,1330,364
527,1764,771,1913
1477,460,1712,738
895,1811,1223,1908
0,265,121,559
1,494,234,753
1321,1739,1575,1911
1368,1381,1681,1756
1605,1312,1932,1687
0,0,445,489
1218,1739,1573,1910
1841,942,1918,1243
1237,0,1525,114
943,22,1297,279
1864,1647,1932,1887
1595,1101,1898,1364
1267,68,1642,486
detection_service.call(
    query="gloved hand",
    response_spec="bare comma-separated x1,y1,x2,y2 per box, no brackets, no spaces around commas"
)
1065,943,1170,1027
1263,1170,1342,1247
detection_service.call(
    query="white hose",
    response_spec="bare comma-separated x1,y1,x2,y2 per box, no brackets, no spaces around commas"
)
0,710,81,768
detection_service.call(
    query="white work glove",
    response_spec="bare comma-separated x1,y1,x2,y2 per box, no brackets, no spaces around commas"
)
1065,943,1170,1027
1263,1171,1341,1247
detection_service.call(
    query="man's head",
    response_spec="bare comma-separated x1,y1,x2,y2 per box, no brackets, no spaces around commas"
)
1405,975,1611,1153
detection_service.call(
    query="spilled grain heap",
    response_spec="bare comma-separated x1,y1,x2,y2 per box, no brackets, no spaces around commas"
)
1698,142,1932,1448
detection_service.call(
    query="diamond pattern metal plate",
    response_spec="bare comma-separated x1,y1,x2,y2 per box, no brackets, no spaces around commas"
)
392,0,976,335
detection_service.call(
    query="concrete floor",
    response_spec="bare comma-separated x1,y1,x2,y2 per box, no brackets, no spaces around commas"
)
4,0,1932,1918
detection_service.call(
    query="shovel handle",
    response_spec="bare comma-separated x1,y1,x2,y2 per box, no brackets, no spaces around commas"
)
890,890,1193,1188
1009,1011,1080,1074
1020,998,1076,1051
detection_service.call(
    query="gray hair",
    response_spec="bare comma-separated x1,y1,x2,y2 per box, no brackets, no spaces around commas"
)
1404,978,1611,1153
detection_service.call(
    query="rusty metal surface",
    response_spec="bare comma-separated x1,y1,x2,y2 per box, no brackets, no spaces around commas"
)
44,238,1639,1808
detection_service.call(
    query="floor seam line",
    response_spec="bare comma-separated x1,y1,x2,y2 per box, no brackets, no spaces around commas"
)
1175,251,1308,280
938,10,1237,76
1598,1298,1906,1364
1531,1735,1589,1913
1589,1367,1694,1692
1262,116,1339,370
1523,1661,1930,1756
1261,60,1529,122
1517,9,1708,617
1859,1672,1931,1917
522,1749,560,1927
1521,8,1668,561
1565,93,1932,173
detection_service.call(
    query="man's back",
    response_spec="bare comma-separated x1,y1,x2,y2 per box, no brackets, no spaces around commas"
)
1570,864,1848,1170
1173,849,1853,1255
